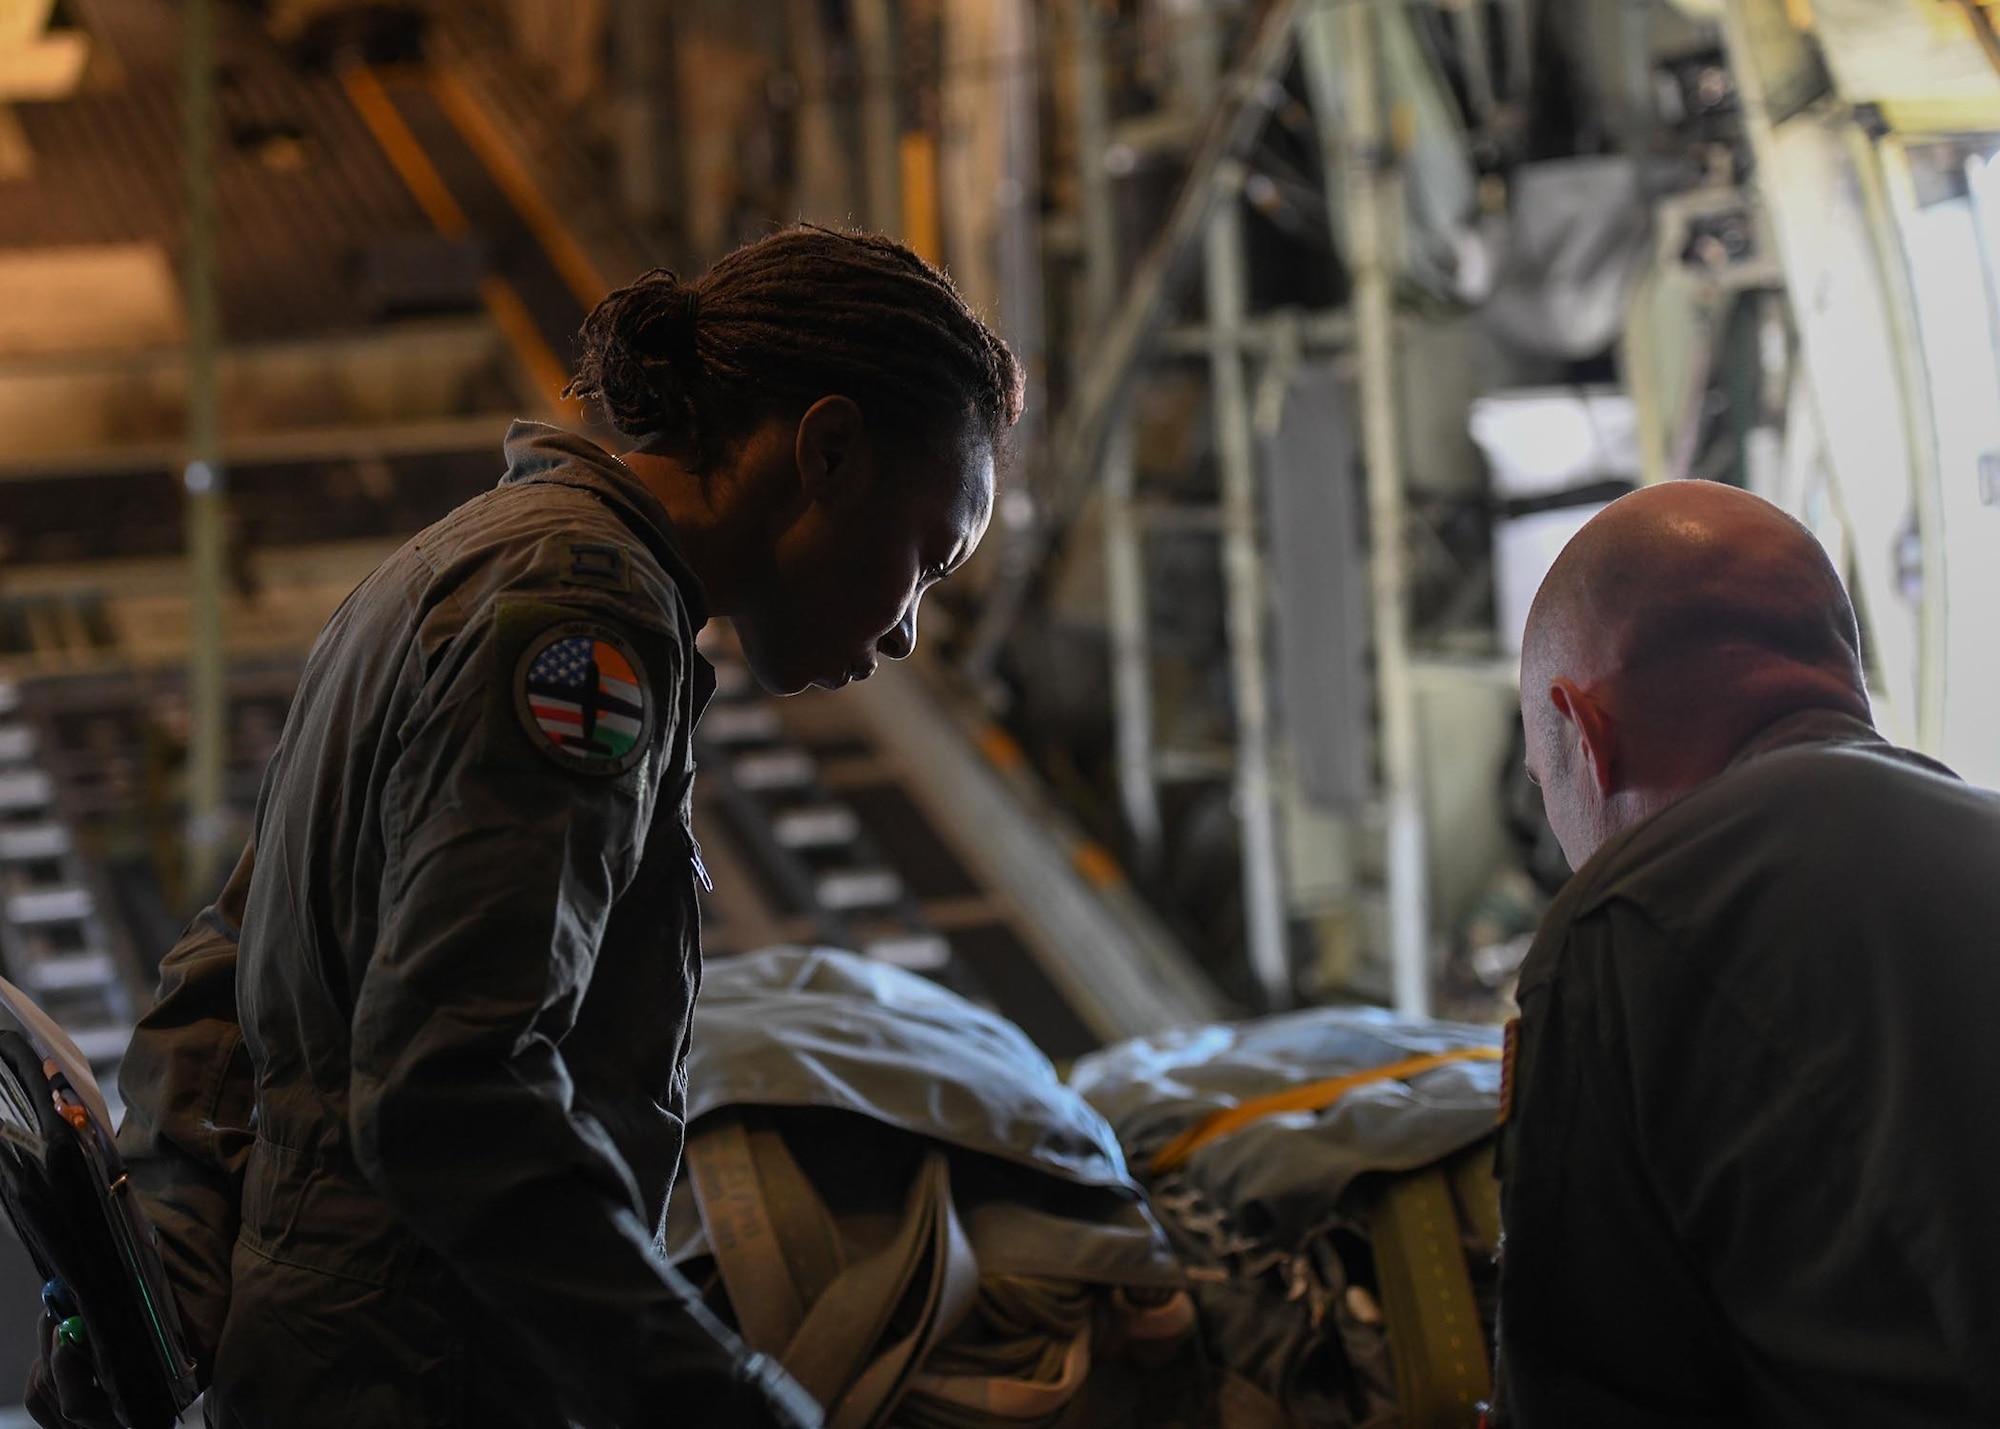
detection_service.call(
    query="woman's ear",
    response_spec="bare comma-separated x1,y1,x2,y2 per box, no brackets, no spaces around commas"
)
794,396,874,508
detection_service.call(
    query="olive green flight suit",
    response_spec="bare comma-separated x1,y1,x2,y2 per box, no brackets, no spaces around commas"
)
113,423,811,1428
1496,711,2000,1427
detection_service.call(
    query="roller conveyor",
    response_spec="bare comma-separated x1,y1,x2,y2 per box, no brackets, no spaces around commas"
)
0,681,137,1129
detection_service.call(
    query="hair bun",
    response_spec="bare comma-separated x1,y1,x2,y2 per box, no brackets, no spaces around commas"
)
630,272,702,374
565,268,704,445
571,226,1022,471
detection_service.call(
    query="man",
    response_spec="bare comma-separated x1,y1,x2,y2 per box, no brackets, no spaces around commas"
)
1496,480,2000,1426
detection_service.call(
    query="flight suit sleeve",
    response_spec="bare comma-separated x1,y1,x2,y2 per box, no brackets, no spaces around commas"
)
347,594,815,1429
114,840,258,1382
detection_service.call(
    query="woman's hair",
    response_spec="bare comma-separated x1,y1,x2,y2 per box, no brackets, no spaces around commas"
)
565,226,1025,473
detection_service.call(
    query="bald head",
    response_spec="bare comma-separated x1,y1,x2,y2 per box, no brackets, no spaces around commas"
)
1520,481,1870,867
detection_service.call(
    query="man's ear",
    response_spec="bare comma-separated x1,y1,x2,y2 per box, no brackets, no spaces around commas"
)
795,396,873,508
1549,677,1617,795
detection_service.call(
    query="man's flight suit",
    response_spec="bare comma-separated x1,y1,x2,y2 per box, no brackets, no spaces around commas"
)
1496,710,2000,1427
111,423,800,1427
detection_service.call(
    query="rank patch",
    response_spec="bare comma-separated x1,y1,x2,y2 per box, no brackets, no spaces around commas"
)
564,541,629,590
515,623,652,775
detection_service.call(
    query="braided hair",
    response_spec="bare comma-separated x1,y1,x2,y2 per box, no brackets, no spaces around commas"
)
565,226,1024,475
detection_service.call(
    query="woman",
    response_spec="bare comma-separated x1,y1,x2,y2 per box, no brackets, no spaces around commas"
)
30,226,1022,1429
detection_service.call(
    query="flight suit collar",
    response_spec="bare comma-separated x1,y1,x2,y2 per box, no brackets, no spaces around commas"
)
1515,707,1904,1003
1724,707,1882,769
498,421,717,723
497,420,712,630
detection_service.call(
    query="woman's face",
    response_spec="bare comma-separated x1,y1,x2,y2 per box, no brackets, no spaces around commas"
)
732,407,995,697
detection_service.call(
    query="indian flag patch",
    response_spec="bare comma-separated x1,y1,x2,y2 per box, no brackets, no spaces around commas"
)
515,622,652,775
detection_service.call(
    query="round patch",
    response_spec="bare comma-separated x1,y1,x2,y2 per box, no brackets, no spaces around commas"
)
515,621,653,775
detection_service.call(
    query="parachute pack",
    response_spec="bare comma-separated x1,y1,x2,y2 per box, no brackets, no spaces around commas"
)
679,949,1504,1428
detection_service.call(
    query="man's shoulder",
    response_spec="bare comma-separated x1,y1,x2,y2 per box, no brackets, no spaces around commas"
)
1529,737,2000,1003
1585,740,1982,902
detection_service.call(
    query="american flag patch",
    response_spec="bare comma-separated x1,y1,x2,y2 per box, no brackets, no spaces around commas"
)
517,626,650,772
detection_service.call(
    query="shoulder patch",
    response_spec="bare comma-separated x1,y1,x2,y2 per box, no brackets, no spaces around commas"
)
514,621,653,775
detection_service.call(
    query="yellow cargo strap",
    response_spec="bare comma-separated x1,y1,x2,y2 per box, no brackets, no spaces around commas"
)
1149,1047,1504,1175
1372,1165,1493,1428
1446,1141,1502,1262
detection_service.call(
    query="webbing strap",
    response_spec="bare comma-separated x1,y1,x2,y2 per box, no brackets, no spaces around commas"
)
906,1322,1092,1421
815,1152,980,1429
777,1162,937,1407
1446,1141,1501,1261
1371,1166,1491,1428
1115,1287,1197,1343
749,1121,846,1310
1214,1369,1295,1429
691,1121,987,1429
686,1116,806,1355
1149,1047,1504,1174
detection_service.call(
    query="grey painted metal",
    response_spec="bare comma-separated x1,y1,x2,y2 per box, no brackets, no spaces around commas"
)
1133,500,1226,533
689,646,1019,1033
853,0,903,237
845,665,1227,1041
1152,746,1237,782
0,418,508,484
1073,0,1164,868
1261,353,1370,813
771,806,862,849
1157,307,1356,356
1304,0,1433,1017
183,0,228,905
0,825,67,862
964,0,1062,710
729,749,818,792
8,21,434,343
962,0,1307,683
995,0,1047,454
1101,426,1162,862
1836,125,1947,754
785,0,853,224
1181,9,1291,1010
0,697,138,1129
1052,0,1393,1009
1717,0,1947,755
0,772,52,813
1450,0,1499,129
428,18,662,282
611,0,677,231
1043,0,1297,524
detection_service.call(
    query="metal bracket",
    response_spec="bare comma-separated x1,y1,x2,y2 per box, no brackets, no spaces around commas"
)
960,0,1309,683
